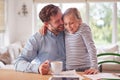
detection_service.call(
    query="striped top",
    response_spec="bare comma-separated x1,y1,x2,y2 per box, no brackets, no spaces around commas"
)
65,23,98,70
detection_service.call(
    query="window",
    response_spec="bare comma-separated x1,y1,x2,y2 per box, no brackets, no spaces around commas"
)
117,2,120,45
34,1,120,46
89,2,113,45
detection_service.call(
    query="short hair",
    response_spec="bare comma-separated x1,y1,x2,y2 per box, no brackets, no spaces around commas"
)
39,4,60,22
63,8,81,20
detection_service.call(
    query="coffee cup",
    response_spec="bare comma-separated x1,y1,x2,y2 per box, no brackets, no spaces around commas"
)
51,61,63,74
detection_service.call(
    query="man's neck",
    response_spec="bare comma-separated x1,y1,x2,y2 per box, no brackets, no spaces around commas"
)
47,26,60,36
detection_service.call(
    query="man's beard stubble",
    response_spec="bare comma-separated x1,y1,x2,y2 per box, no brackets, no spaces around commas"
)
47,24,64,35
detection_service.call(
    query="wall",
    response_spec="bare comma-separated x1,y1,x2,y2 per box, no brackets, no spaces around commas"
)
7,0,33,44
7,0,16,44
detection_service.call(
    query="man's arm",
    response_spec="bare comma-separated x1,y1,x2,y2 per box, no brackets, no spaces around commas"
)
14,35,40,73
39,23,47,35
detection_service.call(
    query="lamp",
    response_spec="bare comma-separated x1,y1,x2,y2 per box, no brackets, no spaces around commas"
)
18,3,28,16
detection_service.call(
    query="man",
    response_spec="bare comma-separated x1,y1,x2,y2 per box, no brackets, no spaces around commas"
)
15,4,66,75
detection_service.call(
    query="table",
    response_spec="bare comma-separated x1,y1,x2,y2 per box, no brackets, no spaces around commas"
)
0,69,90,80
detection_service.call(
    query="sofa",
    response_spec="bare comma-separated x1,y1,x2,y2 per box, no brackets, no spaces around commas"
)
0,41,120,73
0,41,25,69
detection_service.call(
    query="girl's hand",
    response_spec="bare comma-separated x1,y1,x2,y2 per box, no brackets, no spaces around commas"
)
84,68,98,74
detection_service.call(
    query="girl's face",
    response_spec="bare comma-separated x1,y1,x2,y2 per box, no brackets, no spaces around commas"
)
63,14,80,34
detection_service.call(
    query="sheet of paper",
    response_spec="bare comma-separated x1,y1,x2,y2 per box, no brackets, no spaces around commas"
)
115,73,120,77
52,70,83,79
84,73,120,80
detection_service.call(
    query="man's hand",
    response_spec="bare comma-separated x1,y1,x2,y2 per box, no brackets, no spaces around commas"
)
39,60,50,75
84,68,98,74
39,23,48,35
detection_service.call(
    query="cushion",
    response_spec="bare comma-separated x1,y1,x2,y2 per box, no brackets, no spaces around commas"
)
0,49,11,64
97,44,119,61
0,61,5,68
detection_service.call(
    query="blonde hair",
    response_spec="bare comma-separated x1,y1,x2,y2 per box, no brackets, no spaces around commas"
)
63,8,82,20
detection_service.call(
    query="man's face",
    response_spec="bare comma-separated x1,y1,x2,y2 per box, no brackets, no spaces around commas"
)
47,10,64,33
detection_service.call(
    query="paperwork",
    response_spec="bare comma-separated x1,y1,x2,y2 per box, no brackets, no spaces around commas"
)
52,70,83,79
84,73,120,80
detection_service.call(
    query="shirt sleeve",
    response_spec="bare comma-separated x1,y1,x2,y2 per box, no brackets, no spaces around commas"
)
14,34,40,73
81,25,98,70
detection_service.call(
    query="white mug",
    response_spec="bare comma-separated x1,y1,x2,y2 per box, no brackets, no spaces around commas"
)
51,61,63,74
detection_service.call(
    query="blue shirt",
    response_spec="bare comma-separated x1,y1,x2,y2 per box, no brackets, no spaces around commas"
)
15,30,66,73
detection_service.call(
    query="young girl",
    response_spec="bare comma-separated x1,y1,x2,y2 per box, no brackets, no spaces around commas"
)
63,8,98,74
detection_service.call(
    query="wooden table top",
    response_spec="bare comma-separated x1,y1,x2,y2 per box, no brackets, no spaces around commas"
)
0,69,90,80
